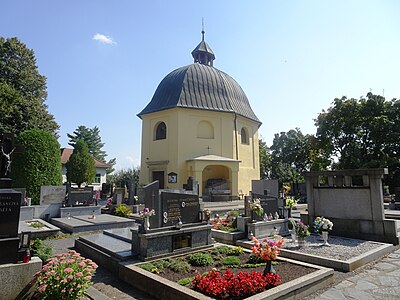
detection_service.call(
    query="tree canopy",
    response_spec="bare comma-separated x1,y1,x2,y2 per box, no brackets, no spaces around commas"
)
66,139,96,187
315,92,400,188
0,37,59,136
67,125,116,174
107,167,140,191
259,139,271,179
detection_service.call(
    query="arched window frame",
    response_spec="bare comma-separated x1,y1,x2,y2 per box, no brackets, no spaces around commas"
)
154,121,167,140
197,120,214,139
241,127,249,145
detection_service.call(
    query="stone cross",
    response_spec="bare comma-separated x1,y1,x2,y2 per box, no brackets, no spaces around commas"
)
0,134,24,178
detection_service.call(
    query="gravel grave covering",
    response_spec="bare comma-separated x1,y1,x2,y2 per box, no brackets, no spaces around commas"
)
282,235,382,261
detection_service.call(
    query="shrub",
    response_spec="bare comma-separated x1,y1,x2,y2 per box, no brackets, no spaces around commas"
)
227,246,244,256
211,246,231,255
187,252,214,267
222,256,241,266
33,250,97,299
177,277,194,286
168,258,191,273
138,262,159,273
113,204,132,218
193,269,281,299
12,129,62,204
30,239,53,262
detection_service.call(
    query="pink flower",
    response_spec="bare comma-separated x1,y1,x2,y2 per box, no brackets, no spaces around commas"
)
76,272,83,277
64,267,74,273
38,285,47,292
79,261,86,267
67,275,73,279
84,275,92,280
61,279,67,283
66,259,75,264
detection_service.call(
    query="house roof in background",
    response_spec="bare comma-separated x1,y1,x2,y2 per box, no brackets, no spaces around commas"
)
60,148,110,168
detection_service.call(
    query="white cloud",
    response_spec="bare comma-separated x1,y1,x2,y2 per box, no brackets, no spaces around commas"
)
92,33,116,45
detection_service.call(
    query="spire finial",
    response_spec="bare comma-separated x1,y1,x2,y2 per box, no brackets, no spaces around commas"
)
201,17,205,41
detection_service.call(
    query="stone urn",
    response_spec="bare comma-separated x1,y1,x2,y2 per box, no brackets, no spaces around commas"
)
322,230,330,246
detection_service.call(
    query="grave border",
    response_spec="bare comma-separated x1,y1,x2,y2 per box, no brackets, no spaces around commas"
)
118,256,333,300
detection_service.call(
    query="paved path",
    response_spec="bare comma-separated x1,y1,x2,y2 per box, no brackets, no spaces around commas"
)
311,249,400,300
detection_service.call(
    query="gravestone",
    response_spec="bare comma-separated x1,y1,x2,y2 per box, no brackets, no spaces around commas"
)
161,192,200,227
127,181,137,205
113,188,125,205
252,193,279,220
40,186,66,205
141,181,160,228
67,187,93,206
0,189,22,264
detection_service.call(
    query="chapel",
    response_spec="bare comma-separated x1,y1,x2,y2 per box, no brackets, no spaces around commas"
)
138,31,261,198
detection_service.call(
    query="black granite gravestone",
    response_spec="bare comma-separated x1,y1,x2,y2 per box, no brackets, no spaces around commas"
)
0,189,22,264
141,181,160,228
161,192,200,227
68,187,94,206
252,193,279,220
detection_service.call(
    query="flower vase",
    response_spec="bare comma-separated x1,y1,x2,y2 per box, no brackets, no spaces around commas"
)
263,260,276,276
297,237,305,247
322,230,330,246
144,217,150,231
251,211,257,223
289,230,297,243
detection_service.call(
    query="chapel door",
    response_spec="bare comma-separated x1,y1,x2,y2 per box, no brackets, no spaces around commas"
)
152,171,165,189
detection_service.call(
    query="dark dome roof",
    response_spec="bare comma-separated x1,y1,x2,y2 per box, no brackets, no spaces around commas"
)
138,63,260,123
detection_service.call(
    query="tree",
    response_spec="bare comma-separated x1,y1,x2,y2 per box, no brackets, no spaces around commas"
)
66,139,96,187
259,139,271,179
11,129,62,204
315,93,400,189
0,37,59,136
107,167,140,190
270,128,312,182
67,125,116,174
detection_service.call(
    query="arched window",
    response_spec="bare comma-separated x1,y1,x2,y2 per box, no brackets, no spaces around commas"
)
154,122,166,140
241,127,249,144
197,121,214,139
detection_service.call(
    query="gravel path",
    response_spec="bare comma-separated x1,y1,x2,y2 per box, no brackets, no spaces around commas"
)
282,234,383,261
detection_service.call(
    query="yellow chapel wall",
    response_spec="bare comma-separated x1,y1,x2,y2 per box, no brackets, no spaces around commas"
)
139,108,260,196
236,116,260,195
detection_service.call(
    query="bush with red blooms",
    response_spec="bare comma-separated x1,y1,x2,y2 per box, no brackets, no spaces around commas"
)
192,269,281,299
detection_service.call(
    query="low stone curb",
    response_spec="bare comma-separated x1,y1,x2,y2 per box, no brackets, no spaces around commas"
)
280,243,394,272
118,256,333,300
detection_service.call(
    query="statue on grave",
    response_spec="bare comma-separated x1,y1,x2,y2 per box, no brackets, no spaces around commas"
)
0,135,16,178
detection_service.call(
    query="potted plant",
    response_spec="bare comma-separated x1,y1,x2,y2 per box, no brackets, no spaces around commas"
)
140,207,156,230
251,236,284,275
285,197,297,217
293,220,310,247
249,198,264,222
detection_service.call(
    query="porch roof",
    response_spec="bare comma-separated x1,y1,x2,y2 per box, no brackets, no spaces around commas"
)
187,154,241,163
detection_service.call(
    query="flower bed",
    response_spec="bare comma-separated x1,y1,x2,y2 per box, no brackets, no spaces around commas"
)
136,245,316,299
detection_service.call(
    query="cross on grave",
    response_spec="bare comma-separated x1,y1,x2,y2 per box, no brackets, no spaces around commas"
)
0,133,24,179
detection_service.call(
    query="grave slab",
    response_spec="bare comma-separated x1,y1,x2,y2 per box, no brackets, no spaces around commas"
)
104,227,136,243
77,233,134,260
51,214,135,233
18,219,60,239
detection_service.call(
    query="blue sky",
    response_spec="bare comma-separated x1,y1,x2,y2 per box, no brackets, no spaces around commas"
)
1,1,400,170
